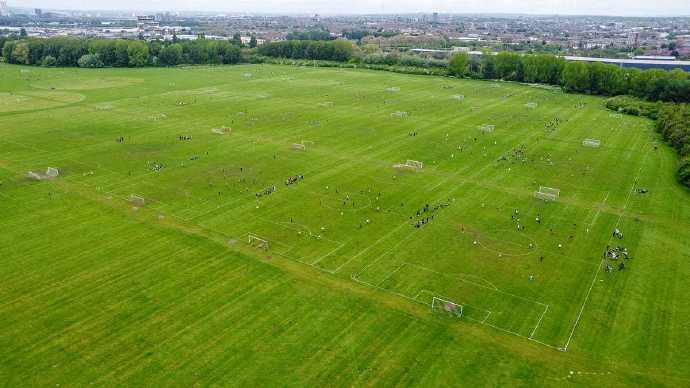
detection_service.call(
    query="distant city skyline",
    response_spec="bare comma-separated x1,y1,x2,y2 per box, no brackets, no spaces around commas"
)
12,0,690,17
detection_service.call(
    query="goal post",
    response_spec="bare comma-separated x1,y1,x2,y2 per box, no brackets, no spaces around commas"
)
582,138,601,148
479,124,495,133
431,296,463,318
45,167,59,178
248,234,269,250
534,186,560,202
394,160,424,170
129,194,145,206
405,160,423,169
291,143,306,151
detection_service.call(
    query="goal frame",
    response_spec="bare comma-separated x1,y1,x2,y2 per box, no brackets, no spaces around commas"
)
129,194,145,206
45,167,59,178
248,234,269,250
479,124,495,133
534,186,560,202
405,160,424,169
291,143,306,151
431,296,464,318
582,138,601,148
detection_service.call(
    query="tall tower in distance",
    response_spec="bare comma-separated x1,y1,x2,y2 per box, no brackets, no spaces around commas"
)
0,1,10,17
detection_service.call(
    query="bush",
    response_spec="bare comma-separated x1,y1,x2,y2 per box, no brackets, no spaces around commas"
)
41,55,57,67
678,159,690,187
77,54,103,68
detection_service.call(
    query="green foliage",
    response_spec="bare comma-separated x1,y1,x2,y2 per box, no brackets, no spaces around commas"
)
158,43,183,66
41,55,56,67
448,52,469,77
605,96,660,118
11,41,29,65
286,29,331,41
258,39,354,62
127,41,149,67
249,34,258,49
77,54,104,68
607,96,690,188
561,62,590,93
494,52,522,81
679,158,690,187
232,33,242,48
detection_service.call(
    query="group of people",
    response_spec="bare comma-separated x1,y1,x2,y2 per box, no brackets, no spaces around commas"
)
411,202,449,228
116,136,125,143
150,162,164,172
178,135,192,141
544,117,562,131
255,185,277,199
285,174,304,186
605,228,631,273
612,228,624,239
604,245,630,261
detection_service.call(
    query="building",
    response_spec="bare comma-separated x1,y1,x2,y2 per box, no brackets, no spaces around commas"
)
137,15,160,39
564,56,690,72
0,0,10,17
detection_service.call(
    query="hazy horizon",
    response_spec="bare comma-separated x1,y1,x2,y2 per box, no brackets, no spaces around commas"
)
11,0,690,17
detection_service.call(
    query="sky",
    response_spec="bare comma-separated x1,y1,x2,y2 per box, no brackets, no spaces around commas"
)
12,0,690,17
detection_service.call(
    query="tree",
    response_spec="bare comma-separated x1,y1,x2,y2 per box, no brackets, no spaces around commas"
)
1,40,16,63
158,44,183,66
41,55,57,67
448,52,470,77
249,34,258,49
78,54,104,68
127,40,149,67
494,51,522,81
113,40,129,67
679,159,690,187
232,33,243,48
561,62,590,93
12,41,30,64
19,28,27,38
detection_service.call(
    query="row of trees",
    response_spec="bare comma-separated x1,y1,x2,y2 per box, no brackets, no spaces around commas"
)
448,51,690,103
257,40,354,62
605,96,690,188
1,37,241,67
657,104,690,187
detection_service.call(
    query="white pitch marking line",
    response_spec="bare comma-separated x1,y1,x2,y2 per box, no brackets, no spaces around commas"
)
333,221,409,273
375,263,406,288
562,151,648,352
530,304,549,339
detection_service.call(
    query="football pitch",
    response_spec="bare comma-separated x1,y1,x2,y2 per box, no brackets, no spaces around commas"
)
1,63,689,386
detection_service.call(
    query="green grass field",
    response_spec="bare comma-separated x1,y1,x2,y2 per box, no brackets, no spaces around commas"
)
1,63,689,386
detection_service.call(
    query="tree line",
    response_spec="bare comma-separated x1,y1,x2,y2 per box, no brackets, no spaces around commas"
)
1,37,241,67
257,40,354,62
605,96,690,188
448,51,690,103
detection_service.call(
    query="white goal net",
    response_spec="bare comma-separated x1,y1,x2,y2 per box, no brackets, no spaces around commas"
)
248,234,269,250
452,94,465,101
129,194,145,206
534,186,560,201
582,138,601,148
394,160,424,170
291,143,306,151
212,127,231,135
525,102,538,109
431,297,463,318
479,124,495,133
